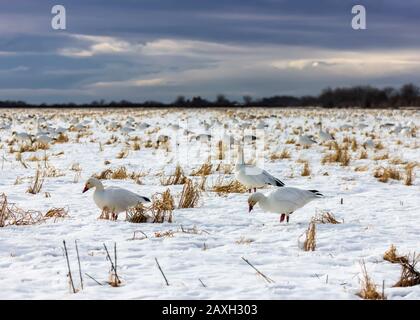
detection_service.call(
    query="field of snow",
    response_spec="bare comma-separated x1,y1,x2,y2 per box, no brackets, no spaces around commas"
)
0,107,419,300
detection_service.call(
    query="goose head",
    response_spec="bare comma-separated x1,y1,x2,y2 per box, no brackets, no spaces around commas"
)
247,192,265,213
82,177,103,193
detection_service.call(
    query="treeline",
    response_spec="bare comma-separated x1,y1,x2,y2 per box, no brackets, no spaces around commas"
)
1,83,419,108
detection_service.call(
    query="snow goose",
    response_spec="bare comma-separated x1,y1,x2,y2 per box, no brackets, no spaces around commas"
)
235,145,285,192
318,129,334,142
82,177,151,220
298,134,317,147
297,128,317,147
248,187,323,222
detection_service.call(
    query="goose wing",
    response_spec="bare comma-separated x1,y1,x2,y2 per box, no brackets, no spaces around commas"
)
271,187,315,210
105,187,150,209
240,165,285,187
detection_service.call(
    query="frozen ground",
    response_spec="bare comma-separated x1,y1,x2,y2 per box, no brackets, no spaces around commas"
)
0,107,419,299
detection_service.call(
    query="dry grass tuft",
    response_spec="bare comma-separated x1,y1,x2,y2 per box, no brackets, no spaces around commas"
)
132,141,141,151
311,211,342,224
393,254,420,288
354,165,368,172
235,237,255,245
191,162,213,176
44,208,69,221
321,142,350,166
383,245,408,264
116,149,129,159
373,166,401,183
178,179,201,209
94,168,113,180
55,133,69,143
373,153,389,161
404,163,416,186
211,175,248,195
303,222,316,251
359,149,368,159
285,138,296,144
351,138,358,152
0,193,68,227
160,164,188,185
154,230,175,238
270,149,291,161
357,261,386,300
215,163,233,174
26,170,44,194
300,161,311,176
216,140,225,160
127,189,174,223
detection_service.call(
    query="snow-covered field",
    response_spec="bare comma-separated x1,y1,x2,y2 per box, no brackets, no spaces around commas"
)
0,107,419,300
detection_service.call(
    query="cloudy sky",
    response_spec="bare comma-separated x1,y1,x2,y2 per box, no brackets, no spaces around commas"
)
0,0,419,103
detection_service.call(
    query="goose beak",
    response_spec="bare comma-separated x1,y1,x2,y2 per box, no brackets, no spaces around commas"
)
82,185,89,193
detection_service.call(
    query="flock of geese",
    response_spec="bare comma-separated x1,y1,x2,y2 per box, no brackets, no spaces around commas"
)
82,143,323,223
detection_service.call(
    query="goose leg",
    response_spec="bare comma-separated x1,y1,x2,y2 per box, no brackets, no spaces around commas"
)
287,215,290,223
248,189,251,193
253,188,256,193
280,213,286,223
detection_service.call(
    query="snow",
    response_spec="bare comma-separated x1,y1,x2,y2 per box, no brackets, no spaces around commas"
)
0,108,419,299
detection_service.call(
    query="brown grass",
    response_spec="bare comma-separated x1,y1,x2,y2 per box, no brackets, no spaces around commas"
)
160,164,188,185
178,179,201,208
311,211,342,224
354,165,368,172
235,237,255,245
0,193,68,227
285,138,296,144
351,138,358,152
216,140,225,160
116,149,129,159
132,141,141,151
154,230,175,238
404,163,416,186
300,161,311,176
27,170,44,194
375,141,385,150
373,153,389,161
55,133,69,143
270,149,291,161
211,175,248,195
393,254,420,288
191,162,213,176
303,222,316,251
126,189,174,223
383,245,408,264
359,149,368,159
357,261,386,300
321,142,350,166
373,166,401,183
215,163,233,174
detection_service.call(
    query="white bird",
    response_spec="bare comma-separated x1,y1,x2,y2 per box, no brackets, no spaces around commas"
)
82,177,151,220
298,134,317,147
248,187,323,223
318,129,334,142
235,145,285,192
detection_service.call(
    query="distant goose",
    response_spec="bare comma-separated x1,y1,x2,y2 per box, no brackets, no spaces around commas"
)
318,129,334,142
12,132,33,144
297,128,317,147
235,145,285,193
248,187,324,223
83,177,151,220
298,134,317,147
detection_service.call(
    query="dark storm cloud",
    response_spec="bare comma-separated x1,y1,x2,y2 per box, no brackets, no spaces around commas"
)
0,0,419,103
